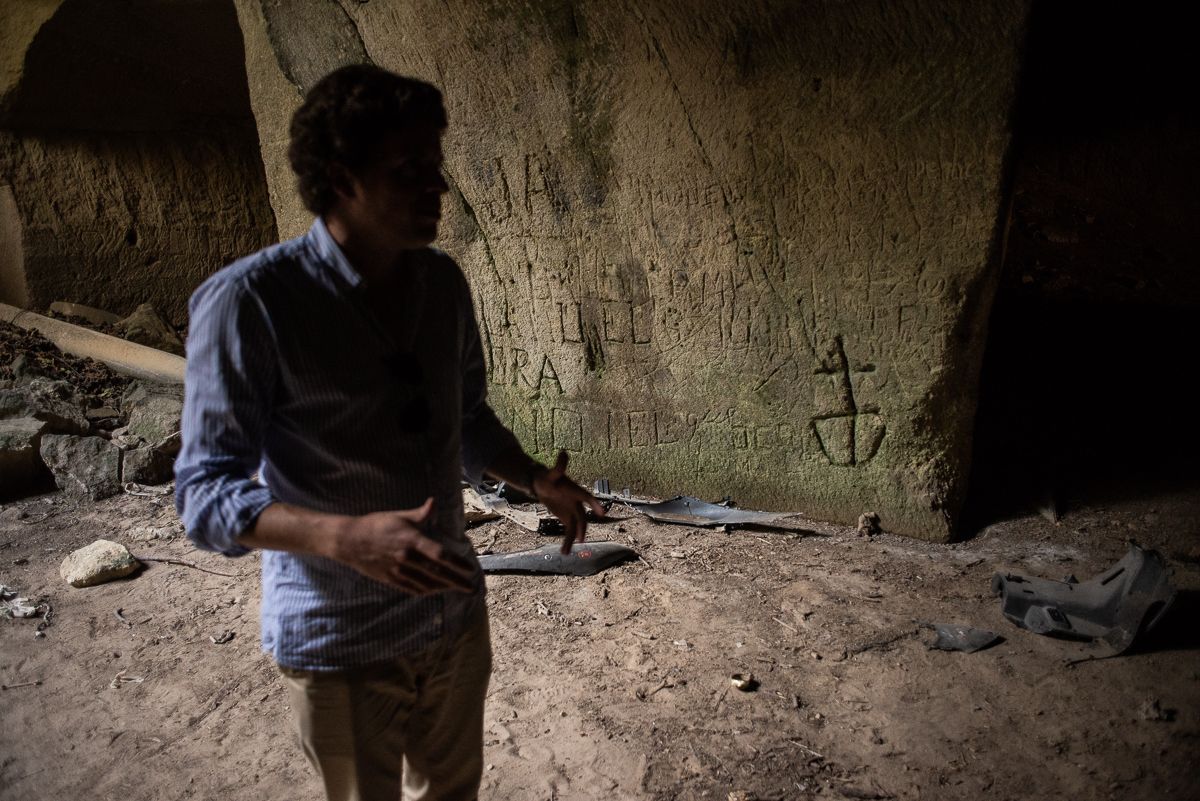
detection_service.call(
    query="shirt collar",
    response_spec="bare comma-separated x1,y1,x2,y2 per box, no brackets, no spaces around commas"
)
307,216,366,289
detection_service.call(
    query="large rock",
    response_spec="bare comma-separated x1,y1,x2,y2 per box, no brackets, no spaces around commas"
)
39,433,122,500
234,0,1028,540
0,378,89,433
121,444,174,485
0,376,90,499
121,382,183,446
59,539,140,587
0,416,53,499
114,303,185,356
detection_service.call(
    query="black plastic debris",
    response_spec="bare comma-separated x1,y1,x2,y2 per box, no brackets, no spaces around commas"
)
477,541,638,576
637,495,801,528
925,623,1002,653
992,544,1176,654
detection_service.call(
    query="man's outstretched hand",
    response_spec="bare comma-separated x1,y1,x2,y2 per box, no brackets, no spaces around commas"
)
334,497,476,594
532,450,607,554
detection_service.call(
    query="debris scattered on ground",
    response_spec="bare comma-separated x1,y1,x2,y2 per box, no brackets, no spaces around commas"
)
469,485,555,534
535,517,565,537
0,679,42,690
123,481,173,497
730,673,759,692
477,541,638,576
787,739,824,760
592,478,656,506
60,539,140,587
857,511,882,537
1,584,39,618
5,588,56,637
636,676,677,701
462,486,502,525
637,495,803,529
992,544,1176,654
109,670,144,688
0,321,132,401
210,630,235,645
923,622,1003,653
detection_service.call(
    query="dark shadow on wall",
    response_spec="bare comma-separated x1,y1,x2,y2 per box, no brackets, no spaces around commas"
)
963,0,1200,532
0,0,276,325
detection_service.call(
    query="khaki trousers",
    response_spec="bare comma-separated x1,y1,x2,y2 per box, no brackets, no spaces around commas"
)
279,608,492,801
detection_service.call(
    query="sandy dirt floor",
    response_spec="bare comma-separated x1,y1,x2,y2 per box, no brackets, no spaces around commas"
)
1,484,1197,801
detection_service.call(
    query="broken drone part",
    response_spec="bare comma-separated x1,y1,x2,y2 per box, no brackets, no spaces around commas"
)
730,673,759,692
477,541,638,576
992,544,1176,654
591,478,656,506
925,623,1002,653
637,495,802,528
536,518,564,537
466,486,544,533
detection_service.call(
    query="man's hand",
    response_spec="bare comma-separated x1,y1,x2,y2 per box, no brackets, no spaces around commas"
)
532,450,607,554
333,497,476,594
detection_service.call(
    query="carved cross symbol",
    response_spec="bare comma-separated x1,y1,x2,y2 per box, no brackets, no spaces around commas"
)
810,337,886,466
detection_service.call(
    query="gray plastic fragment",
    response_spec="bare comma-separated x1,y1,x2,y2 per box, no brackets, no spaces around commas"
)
637,496,801,528
477,541,638,576
992,544,1176,654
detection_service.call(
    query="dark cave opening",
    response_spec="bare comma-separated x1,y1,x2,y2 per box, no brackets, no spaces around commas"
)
964,1,1200,532
0,0,275,325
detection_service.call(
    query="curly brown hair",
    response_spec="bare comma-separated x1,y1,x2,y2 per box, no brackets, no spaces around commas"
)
287,64,447,215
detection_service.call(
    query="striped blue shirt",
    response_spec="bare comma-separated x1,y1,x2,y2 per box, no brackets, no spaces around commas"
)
175,218,519,670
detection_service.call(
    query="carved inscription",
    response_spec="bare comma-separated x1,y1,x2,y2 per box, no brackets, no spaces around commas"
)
605,409,702,449
599,300,653,344
467,146,926,492
486,345,564,394
551,408,583,452
559,302,582,343
810,337,886,466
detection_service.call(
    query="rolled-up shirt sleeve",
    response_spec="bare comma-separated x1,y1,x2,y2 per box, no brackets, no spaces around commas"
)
175,274,279,556
457,279,521,485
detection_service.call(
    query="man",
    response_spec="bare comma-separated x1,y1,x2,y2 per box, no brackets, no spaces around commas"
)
175,64,602,801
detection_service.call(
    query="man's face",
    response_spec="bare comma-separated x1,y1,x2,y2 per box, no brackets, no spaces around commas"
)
341,125,449,251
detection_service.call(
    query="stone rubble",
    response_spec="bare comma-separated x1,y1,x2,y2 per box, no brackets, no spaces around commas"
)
2,323,181,500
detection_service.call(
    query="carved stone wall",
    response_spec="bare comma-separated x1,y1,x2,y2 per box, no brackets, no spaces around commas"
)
236,0,1028,540
0,0,276,325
